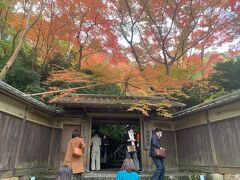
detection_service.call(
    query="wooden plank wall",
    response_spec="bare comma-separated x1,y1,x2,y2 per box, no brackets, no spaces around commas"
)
0,112,22,170
48,128,62,169
210,117,240,173
174,102,240,174
0,110,62,178
176,125,214,172
17,121,52,168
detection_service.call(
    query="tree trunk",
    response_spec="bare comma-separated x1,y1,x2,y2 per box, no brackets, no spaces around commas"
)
163,56,170,76
201,47,205,77
165,63,170,76
0,27,2,41
78,46,83,70
131,45,143,71
0,31,27,80
0,1,45,80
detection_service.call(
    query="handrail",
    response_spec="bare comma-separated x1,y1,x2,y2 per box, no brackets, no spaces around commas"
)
113,144,125,154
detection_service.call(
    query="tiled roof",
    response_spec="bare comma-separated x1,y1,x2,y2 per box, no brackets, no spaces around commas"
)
1,80,240,118
50,93,185,107
173,89,240,117
0,81,57,114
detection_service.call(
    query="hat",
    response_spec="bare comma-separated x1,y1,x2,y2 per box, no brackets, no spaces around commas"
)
155,128,163,132
126,125,132,130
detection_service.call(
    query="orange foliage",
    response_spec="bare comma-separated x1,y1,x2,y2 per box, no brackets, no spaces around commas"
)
204,53,224,76
82,52,111,67
48,68,92,83
186,54,202,72
183,53,225,77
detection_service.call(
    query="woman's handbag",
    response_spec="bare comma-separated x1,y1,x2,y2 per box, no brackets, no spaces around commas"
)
73,145,83,158
155,148,166,159
127,145,136,153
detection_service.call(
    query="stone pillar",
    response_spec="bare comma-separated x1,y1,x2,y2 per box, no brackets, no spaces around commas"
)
231,174,240,180
224,174,232,180
207,173,224,180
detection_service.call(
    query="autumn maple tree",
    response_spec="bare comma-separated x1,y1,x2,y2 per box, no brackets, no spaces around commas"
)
53,0,120,69
0,0,47,80
0,0,239,116
139,0,237,75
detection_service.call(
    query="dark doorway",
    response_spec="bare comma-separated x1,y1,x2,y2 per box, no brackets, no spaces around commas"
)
90,117,141,171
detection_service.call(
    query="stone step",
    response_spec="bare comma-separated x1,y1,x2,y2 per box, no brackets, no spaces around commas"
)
33,171,200,180
11,172,240,180
81,171,195,180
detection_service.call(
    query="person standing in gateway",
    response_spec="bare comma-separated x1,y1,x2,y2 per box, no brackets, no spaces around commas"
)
91,132,102,171
101,135,109,163
123,125,140,171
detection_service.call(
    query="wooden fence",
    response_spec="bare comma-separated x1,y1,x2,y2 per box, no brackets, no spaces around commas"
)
0,110,61,178
174,102,240,174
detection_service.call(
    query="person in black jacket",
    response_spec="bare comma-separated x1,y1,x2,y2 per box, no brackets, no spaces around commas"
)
100,135,109,163
123,125,140,171
149,128,165,180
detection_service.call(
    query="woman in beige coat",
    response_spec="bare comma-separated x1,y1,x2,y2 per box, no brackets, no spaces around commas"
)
64,130,85,180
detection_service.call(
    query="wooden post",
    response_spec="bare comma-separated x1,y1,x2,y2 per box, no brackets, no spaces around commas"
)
47,124,55,171
173,129,179,170
139,117,145,171
80,117,88,171
206,110,219,172
13,105,29,175
85,115,92,172
143,118,152,171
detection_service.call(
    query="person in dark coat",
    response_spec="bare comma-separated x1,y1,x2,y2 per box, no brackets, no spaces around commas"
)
123,125,140,171
149,128,165,180
100,135,109,163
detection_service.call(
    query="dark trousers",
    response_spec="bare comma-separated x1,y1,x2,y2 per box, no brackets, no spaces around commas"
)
151,157,165,180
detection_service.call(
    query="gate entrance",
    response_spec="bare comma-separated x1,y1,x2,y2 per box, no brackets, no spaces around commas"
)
90,117,141,171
